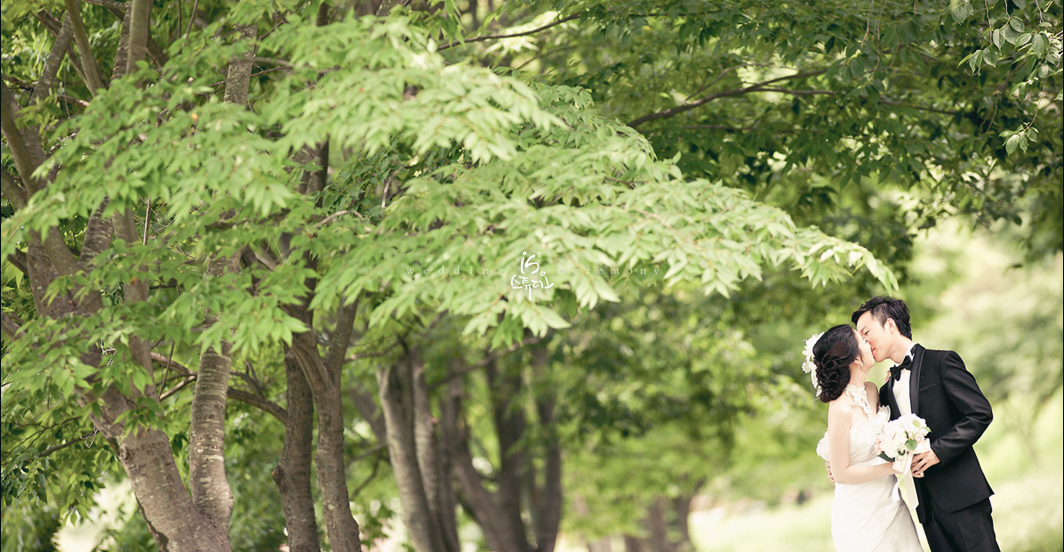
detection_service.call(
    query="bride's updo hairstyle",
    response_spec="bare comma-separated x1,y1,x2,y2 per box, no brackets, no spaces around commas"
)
814,324,861,403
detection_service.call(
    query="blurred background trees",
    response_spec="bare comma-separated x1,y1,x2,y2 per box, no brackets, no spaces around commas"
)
2,0,1061,551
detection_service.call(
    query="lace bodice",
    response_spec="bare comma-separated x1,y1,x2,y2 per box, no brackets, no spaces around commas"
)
816,384,890,464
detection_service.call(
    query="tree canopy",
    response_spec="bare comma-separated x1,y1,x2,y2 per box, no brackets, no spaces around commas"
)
1,0,1060,550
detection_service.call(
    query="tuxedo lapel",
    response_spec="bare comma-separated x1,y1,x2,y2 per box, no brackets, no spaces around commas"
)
885,375,900,419
909,343,925,415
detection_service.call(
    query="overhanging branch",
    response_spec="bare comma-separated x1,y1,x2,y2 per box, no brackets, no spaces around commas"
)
627,69,829,128
438,13,584,51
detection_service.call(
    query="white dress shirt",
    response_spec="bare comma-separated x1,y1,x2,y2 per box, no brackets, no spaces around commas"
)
891,342,920,510
893,343,918,416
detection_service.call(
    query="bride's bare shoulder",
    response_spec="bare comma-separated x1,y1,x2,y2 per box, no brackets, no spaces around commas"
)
827,394,855,414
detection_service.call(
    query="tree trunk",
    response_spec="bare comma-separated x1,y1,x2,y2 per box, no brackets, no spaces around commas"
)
412,350,460,552
222,25,256,106
435,427,461,552
671,493,693,551
287,326,363,552
441,374,521,552
125,0,151,74
90,388,230,551
646,498,671,552
273,347,321,552
378,348,445,552
530,344,562,552
487,358,534,552
278,89,363,550
587,538,611,552
189,325,235,543
180,24,260,540
349,381,388,442
110,5,132,80
413,355,441,518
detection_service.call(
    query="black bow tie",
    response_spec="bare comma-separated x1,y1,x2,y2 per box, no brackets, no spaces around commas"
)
890,356,913,381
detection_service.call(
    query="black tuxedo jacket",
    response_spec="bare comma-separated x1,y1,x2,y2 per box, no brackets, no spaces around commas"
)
879,344,994,519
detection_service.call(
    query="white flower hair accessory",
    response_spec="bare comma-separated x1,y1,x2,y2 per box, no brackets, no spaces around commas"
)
802,331,824,396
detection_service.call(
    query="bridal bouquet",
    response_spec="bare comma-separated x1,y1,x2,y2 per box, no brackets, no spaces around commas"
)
875,414,931,473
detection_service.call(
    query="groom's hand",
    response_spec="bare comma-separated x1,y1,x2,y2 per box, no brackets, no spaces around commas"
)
912,450,940,477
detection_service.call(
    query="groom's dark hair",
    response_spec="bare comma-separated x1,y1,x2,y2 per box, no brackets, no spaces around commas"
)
852,296,912,339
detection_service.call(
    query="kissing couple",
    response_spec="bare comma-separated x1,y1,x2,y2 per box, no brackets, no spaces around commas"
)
810,296,1001,552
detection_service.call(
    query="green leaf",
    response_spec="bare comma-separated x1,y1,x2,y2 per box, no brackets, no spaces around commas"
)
950,2,971,23
968,49,983,72
849,57,865,79
1032,33,1047,56
983,48,998,66
1002,24,1018,44
1005,134,1021,154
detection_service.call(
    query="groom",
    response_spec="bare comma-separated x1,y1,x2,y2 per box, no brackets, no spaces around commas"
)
852,296,1000,552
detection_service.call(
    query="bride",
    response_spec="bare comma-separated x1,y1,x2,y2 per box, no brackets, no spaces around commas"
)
810,324,923,552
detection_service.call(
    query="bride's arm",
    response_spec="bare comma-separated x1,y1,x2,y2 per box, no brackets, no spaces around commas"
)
828,401,899,485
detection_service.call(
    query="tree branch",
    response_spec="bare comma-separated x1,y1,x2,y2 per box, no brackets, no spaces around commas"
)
325,296,360,372
878,97,962,115
1,312,25,341
1,81,44,195
101,1,168,75
149,352,287,423
83,0,127,10
110,3,132,80
627,69,828,128
79,200,113,270
33,10,91,89
31,14,74,105
64,0,107,94
226,387,287,424
376,0,409,17
125,0,151,75
223,26,257,106
315,209,365,228
756,86,833,95
1,164,28,210
113,209,155,394
35,429,99,458
2,83,82,279
6,249,28,276
428,335,543,390
683,63,752,103
348,446,386,499
438,12,583,51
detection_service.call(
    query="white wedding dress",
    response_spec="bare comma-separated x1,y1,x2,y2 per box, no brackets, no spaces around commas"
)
816,385,923,552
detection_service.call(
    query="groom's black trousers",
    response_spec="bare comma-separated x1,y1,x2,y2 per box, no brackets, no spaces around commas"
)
922,496,1000,552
